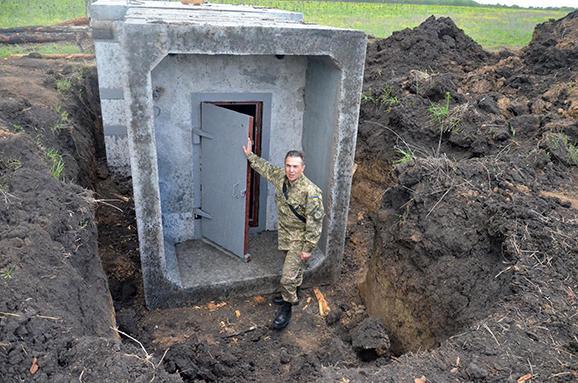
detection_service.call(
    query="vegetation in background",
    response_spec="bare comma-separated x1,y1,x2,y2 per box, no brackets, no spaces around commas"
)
0,43,82,59
214,0,569,49
0,0,571,50
0,0,85,28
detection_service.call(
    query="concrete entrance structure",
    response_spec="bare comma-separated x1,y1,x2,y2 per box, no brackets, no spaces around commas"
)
91,0,366,309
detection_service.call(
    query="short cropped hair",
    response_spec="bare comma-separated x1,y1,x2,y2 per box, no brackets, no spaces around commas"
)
285,150,305,164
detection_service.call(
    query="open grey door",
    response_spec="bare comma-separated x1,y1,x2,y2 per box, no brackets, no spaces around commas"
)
200,103,252,259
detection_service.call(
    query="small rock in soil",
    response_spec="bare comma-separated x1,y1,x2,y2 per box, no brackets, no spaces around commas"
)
325,307,343,326
350,317,391,357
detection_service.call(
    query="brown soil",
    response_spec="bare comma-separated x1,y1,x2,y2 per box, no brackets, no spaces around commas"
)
1,11,577,383
348,11,578,382
0,59,180,382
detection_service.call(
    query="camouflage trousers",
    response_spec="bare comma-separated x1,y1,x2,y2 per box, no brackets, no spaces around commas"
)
279,247,305,304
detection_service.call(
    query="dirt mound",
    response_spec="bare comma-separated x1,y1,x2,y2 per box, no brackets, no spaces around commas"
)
0,59,181,382
343,11,578,382
365,16,491,82
524,11,578,74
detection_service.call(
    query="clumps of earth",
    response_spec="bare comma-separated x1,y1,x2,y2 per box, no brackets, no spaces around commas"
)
1,10,577,383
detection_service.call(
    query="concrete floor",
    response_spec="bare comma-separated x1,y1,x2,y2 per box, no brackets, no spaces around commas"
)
176,231,285,289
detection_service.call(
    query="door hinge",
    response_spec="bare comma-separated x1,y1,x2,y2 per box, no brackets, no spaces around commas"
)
193,208,213,219
192,127,213,139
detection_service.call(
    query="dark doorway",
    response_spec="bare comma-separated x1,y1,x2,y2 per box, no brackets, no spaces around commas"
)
210,101,263,229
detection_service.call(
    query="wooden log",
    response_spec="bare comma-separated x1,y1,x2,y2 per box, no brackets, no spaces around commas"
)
0,26,89,45
8,53,95,60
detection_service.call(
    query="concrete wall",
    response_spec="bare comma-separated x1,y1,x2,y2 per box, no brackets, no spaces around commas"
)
91,0,367,308
302,56,342,254
93,24,131,175
151,54,307,243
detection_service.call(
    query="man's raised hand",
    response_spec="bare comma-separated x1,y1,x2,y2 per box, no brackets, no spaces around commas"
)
242,137,253,156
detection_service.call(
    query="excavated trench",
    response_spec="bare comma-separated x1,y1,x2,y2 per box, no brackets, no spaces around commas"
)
3,11,577,382
76,47,511,364
74,66,471,369
349,159,514,356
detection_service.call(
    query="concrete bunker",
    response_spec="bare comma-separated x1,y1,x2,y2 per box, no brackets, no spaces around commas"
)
91,1,366,309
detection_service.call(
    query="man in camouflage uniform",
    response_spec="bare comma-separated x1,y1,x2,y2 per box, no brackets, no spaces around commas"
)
242,138,324,330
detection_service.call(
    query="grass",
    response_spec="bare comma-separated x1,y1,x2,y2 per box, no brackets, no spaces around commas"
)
428,92,452,123
213,0,569,49
0,0,85,28
362,85,399,110
0,42,82,59
0,1,571,50
51,105,70,134
548,133,578,166
9,123,23,133
393,148,414,164
1,265,16,280
5,159,22,171
379,86,400,110
56,78,73,94
46,148,65,179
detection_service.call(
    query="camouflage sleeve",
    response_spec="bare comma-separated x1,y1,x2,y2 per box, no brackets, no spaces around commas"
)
302,187,325,253
246,152,283,183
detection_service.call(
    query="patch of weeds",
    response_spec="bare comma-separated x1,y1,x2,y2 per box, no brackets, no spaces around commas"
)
0,158,22,172
547,133,578,165
46,148,65,179
0,179,17,205
33,134,45,149
7,159,22,171
379,85,400,111
509,124,516,138
51,105,70,134
10,123,24,133
55,78,72,94
393,148,414,165
362,86,400,112
428,92,452,124
1,265,15,280
569,144,578,165
79,218,90,229
361,89,377,104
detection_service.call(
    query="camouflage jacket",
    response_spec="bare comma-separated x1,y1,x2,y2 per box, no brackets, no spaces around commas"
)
246,153,325,253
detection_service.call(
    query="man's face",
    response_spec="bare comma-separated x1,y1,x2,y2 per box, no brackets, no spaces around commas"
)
285,156,305,182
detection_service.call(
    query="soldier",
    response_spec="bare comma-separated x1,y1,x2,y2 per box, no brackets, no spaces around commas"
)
242,137,325,330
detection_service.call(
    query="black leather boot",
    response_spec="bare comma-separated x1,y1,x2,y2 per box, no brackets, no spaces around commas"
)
272,301,292,330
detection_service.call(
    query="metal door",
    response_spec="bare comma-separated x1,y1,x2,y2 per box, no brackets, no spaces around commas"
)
200,103,252,258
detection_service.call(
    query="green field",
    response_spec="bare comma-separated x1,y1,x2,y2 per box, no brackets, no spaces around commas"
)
0,0,570,54
216,0,568,49
0,0,85,28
